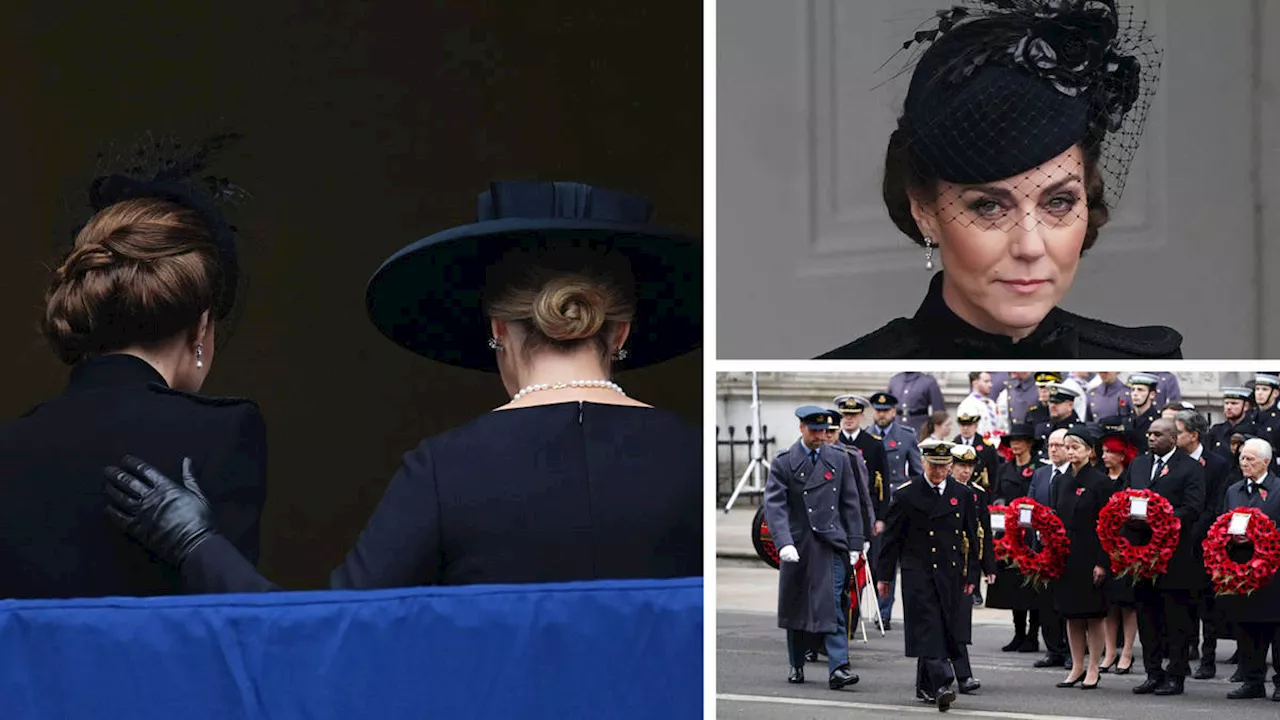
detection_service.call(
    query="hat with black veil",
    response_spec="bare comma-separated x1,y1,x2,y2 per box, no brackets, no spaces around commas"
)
883,0,1160,239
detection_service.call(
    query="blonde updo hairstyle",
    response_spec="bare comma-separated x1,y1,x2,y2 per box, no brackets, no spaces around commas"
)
43,197,224,365
484,246,637,364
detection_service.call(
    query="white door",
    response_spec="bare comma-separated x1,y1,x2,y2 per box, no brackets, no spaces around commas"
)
718,0,1271,358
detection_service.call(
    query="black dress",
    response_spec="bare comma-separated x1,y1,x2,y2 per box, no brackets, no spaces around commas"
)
179,401,702,593
0,354,267,599
1103,468,1137,607
986,460,1036,611
1053,464,1114,619
817,272,1183,360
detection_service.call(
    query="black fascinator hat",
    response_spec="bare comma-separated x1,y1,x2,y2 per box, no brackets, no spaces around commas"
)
365,180,701,372
892,0,1159,209
76,132,248,320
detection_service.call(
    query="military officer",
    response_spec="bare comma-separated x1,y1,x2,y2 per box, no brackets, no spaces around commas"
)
1125,373,1161,452
889,372,946,435
1025,372,1062,431
942,444,998,695
997,372,1039,429
1252,374,1280,448
764,407,866,690
1209,387,1257,463
835,395,890,524
869,391,925,629
1035,384,1080,462
1086,372,1128,422
877,440,981,711
952,411,1001,492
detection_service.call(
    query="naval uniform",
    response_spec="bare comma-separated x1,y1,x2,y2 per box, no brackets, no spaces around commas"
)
872,421,924,624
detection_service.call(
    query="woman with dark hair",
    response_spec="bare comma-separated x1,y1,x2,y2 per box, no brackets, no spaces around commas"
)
103,180,703,592
0,135,267,600
986,423,1040,652
1053,425,1114,689
1098,419,1140,674
818,0,1181,359
919,411,953,443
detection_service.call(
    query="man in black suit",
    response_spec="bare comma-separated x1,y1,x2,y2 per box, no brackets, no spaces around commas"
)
1025,427,1071,669
1127,418,1207,697
1175,409,1231,680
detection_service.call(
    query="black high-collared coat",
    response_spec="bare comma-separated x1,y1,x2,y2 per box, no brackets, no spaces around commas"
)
877,477,981,657
0,354,267,599
817,272,1183,360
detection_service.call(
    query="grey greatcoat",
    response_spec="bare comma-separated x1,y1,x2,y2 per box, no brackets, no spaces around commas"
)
764,440,867,634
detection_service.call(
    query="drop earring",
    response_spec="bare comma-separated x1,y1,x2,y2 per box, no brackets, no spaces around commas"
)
195,343,204,369
923,238,936,271
487,337,503,351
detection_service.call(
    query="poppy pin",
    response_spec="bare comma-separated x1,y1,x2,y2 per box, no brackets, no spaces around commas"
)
1160,466,1170,477
825,471,833,481
1076,487,1085,496
1200,458,1206,466
1263,489,1270,501
949,497,958,506
1022,467,1033,478
889,440,898,449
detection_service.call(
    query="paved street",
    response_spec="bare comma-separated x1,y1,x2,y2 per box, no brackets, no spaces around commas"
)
716,506,1280,719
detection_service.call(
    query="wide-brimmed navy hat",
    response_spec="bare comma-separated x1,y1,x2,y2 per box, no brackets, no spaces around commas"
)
365,181,701,371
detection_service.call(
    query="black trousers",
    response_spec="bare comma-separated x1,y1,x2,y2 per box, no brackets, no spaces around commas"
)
915,656,956,693
1236,622,1280,685
1137,587,1196,678
1037,589,1066,656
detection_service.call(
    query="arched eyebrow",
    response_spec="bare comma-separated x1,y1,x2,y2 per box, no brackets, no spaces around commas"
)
960,175,1084,201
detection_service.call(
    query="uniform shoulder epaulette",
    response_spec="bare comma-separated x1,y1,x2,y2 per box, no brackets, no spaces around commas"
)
147,382,260,408
896,480,912,490
1059,310,1183,359
813,318,922,360
776,448,789,458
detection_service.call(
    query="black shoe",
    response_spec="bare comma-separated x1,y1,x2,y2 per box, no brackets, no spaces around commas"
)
1231,669,1246,683
936,686,956,712
1228,684,1266,699
972,595,983,607
829,666,859,690
1153,677,1185,696
1133,676,1163,694
788,666,804,684
1113,660,1133,676
1035,654,1066,668
1194,661,1217,680
1082,680,1100,690
1017,636,1041,653
804,649,820,663
882,619,892,631
1002,635,1026,652
1056,675,1084,688
958,677,981,694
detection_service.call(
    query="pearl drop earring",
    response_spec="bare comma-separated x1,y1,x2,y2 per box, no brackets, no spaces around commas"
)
923,238,936,271
195,343,204,369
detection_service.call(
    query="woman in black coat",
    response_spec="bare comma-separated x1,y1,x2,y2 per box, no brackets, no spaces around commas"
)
1098,421,1140,674
103,181,703,592
0,138,267,600
1053,426,1114,689
815,1,1180,360
986,423,1040,652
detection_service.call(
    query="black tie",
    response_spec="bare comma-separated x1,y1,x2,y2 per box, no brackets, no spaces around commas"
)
1152,457,1165,483
1049,469,1062,508
809,449,818,466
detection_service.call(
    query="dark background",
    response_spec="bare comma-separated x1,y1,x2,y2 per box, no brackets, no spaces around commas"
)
0,1,702,588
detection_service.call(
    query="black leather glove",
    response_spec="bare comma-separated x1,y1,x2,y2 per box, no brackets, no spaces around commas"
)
103,455,218,568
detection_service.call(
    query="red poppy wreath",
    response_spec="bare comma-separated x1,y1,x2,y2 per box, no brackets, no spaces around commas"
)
1097,489,1180,583
995,497,1069,590
988,504,1011,563
1202,507,1280,597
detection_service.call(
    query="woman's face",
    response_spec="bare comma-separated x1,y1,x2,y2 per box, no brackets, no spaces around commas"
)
951,463,974,483
1065,436,1091,467
1101,447,1124,471
1009,438,1031,457
912,144,1089,339
937,418,953,438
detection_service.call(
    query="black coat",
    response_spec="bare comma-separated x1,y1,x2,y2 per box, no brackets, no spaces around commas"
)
841,430,889,517
877,477,981,658
986,460,1038,611
1215,475,1280,622
1208,419,1254,464
178,402,702,594
1052,465,1114,618
830,443,876,532
0,354,267,599
1125,449,1207,590
765,441,866,633
952,481,996,645
816,272,1183,360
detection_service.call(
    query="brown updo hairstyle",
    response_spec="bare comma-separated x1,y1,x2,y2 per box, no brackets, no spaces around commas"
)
484,245,637,364
882,129,1111,252
43,197,224,365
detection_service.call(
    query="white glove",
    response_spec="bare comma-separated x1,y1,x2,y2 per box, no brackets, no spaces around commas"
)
779,545,800,563
849,551,861,565
862,541,872,554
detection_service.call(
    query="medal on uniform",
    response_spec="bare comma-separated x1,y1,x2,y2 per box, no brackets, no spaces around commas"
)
1129,496,1148,519
1229,512,1251,535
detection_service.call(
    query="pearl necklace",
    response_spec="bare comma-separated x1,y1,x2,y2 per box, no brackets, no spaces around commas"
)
511,379,626,403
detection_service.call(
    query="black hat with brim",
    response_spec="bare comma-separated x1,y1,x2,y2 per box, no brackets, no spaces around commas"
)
365,181,701,372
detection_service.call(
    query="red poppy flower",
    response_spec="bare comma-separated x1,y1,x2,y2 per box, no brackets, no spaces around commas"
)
825,471,833,481
1160,466,1170,477
1076,487,1085,496
1097,489,1180,583
1202,508,1280,596
889,440,898,449
994,497,1070,590
1022,467,1033,478
950,497,958,506
1264,490,1270,502
1200,458,1206,466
